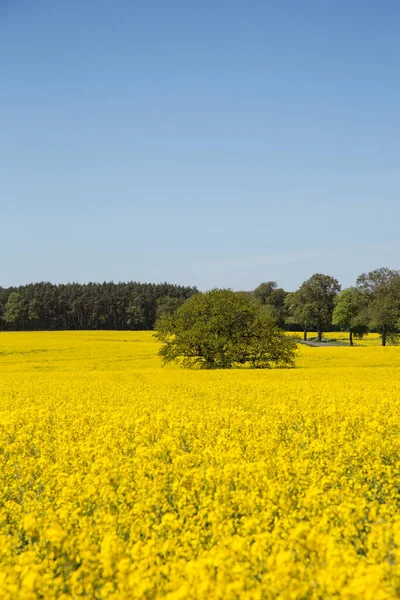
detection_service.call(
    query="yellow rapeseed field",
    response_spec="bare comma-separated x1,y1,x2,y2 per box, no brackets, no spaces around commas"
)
0,331,399,599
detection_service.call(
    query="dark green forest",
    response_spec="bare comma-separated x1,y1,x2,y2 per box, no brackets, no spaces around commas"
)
0,282,198,331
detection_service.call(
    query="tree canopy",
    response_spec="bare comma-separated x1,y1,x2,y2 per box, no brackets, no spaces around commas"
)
253,281,288,327
285,274,341,341
332,287,368,345
357,269,400,346
155,289,297,369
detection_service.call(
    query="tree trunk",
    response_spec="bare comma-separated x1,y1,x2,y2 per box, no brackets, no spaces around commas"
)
349,329,353,346
382,326,387,347
317,326,322,343
303,327,307,341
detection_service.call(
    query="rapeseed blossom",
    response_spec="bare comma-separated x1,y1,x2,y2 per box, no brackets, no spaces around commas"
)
0,331,399,598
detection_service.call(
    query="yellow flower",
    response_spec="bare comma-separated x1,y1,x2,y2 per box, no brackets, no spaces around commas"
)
0,331,399,598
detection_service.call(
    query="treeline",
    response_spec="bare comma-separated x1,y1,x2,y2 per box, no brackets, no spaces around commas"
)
0,282,198,331
1,267,400,345
251,268,400,346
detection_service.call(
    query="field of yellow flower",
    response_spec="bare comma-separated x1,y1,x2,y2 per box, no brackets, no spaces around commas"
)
0,331,399,599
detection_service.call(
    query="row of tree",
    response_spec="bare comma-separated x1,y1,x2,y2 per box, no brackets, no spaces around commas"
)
1,268,399,345
0,282,198,331
252,268,400,346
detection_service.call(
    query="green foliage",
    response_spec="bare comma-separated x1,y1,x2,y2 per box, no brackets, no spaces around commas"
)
356,268,400,346
285,274,341,341
332,287,369,344
285,290,315,333
253,281,288,327
126,284,198,330
0,282,198,331
155,289,297,369
3,292,26,329
28,299,40,322
155,296,186,321
356,267,400,296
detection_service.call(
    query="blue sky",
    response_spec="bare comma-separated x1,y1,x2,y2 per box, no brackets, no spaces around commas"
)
1,1,399,291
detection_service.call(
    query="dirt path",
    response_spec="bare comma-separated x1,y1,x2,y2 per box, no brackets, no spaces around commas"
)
298,340,347,347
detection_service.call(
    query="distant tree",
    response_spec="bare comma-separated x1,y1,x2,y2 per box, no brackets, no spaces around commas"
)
127,290,153,329
286,274,341,342
253,281,279,304
127,284,198,330
156,296,185,320
356,267,400,296
253,281,288,327
155,289,297,369
3,292,26,329
28,299,40,326
332,287,369,346
357,268,400,346
284,290,315,341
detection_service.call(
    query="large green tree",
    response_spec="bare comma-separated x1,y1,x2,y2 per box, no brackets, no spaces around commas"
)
155,289,297,369
286,274,341,342
332,287,369,346
357,268,400,346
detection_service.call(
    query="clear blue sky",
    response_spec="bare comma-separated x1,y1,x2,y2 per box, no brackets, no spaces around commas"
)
1,1,399,291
